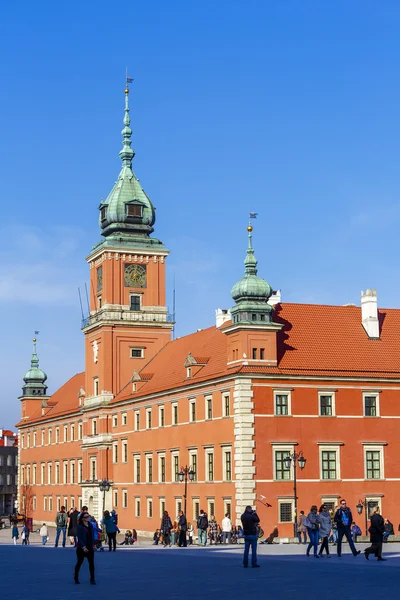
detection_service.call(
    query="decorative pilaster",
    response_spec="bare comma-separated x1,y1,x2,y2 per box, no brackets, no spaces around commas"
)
233,377,256,523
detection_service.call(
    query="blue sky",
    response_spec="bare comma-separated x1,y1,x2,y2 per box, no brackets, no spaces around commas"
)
1,0,400,428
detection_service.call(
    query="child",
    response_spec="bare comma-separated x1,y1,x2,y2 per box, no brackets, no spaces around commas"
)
40,523,48,545
153,528,161,545
12,523,19,545
187,523,194,545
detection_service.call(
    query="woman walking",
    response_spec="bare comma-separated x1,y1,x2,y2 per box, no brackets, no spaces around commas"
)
365,506,386,561
74,511,96,585
318,505,331,557
101,510,118,551
305,505,320,558
12,523,19,544
160,510,173,547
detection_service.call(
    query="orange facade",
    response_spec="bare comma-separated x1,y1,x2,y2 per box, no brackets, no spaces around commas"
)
17,90,400,538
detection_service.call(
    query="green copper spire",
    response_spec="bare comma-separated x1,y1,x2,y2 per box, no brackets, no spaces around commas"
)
230,225,275,325
119,86,135,167
22,337,48,397
97,80,166,249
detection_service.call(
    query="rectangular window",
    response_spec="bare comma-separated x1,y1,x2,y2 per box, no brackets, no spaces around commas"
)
90,458,97,480
160,498,166,517
275,394,289,415
146,408,152,429
159,406,165,427
135,411,140,431
130,295,141,311
193,499,200,521
366,450,381,479
48,463,52,484
78,461,83,483
260,348,265,359
112,415,118,427
94,377,99,396
130,348,144,358
33,432,37,447
159,456,166,483
71,461,76,484
114,490,118,508
33,464,37,485
206,451,214,481
206,397,212,420
92,419,97,435
135,457,141,483
223,394,230,417
147,498,153,518
275,450,291,480
122,490,128,508
147,456,153,483
135,498,141,517
321,451,337,479
122,440,128,463
55,463,60,484
320,395,333,416
224,450,232,481
70,424,75,441
78,422,83,440
208,499,215,518
33,496,37,511
252,348,257,359
190,453,197,482
364,395,378,417
41,463,45,485
41,430,45,445
172,403,178,425
44,497,47,512
121,412,127,426
127,204,143,218
63,425,68,442
190,399,196,422
173,454,179,482
176,499,182,516
279,501,293,523
55,428,59,444
224,500,232,518
63,461,68,484
113,442,118,464
48,429,52,445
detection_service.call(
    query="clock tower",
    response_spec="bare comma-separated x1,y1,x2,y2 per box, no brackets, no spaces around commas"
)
82,83,174,399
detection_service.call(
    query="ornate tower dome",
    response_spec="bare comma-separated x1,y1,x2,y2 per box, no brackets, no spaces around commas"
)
230,226,274,325
22,338,48,397
98,83,159,244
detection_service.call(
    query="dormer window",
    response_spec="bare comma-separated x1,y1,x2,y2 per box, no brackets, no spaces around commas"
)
100,207,107,222
126,204,143,218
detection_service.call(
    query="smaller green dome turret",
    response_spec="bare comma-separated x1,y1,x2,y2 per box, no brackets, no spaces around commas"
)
22,338,48,397
230,225,275,325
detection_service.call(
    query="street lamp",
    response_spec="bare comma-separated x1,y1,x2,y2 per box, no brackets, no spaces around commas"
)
356,499,368,536
283,451,307,537
99,479,110,514
178,466,195,516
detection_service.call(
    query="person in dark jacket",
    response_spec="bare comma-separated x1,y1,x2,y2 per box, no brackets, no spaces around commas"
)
101,510,118,551
68,507,79,546
178,511,187,547
160,511,173,547
383,519,394,543
74,512,96,585
365,507,386,561
334,499,361,557
197,510,209,546
241,506,260,568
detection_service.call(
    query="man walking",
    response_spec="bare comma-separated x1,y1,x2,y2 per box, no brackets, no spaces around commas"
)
178,511,187,547
197,509,208,546
221,513,232,544
241,505,260,568
55,505,68,548
334,499,361,557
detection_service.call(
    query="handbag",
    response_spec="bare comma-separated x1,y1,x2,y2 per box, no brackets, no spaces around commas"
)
303,516,311,528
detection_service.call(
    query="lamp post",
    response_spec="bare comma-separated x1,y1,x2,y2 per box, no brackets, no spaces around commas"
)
356,499,368,536
178,466,195,516
99,479,110,514
283,451,307,537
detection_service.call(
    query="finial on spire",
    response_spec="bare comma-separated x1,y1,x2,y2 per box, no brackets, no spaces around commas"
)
120,70,135,167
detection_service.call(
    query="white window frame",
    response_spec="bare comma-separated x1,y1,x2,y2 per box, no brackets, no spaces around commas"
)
363,392,380,417
222,392,230,417
47,463,52,484
274,390,292,416
113,489,118,508
48,428,52,445
78,422,83,440
205,448,214,482
146,407,152,429
364,444,385,480
222,447,232,481
207,498,215,518
224,498,232,518
193,498,200,521
318,391,336,417
272,443,295,481
159,498,166,518
33,432,37,447
63,425,68,442
129,293,141,311
158,453,166,483
319,444,341,480
112,415,118,428
32,464,37,485
176,498,182,516
41,430,45,446
189,398,196,423
189,449,198,482
134,455,141,483
158,405,165,428
48,497,53,512
122,412,127,426
41,463,45,485
70,423,75,441
63,461,68,484
171,451,180,483
70,461,76,484
147,497,153,518
172,402,178,425
55,428,59,444
93,377,99,396
55,462,60,484
44,496,48,512
90,457,97,480
278,498,295,524
32,496,37,511
205,395,213,420
134,410,140,431
92,418,97,435
57,497,61,512
122,440,128,463
135,498,141,517
78,460,83,483
122,489,128,508
130,347,144,359
146,454,153,483
113,441,118,464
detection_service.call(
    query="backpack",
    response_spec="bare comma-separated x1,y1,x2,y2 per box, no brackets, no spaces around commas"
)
56,512,67,527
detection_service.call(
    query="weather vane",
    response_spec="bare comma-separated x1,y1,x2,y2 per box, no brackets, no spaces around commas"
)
125,67,133,92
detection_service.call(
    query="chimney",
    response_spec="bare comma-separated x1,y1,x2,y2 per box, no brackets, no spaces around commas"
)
361,289,380,339
268,289,281,306
215,308,231,328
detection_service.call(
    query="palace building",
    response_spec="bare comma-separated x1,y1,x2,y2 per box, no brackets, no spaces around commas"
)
17,84,400,537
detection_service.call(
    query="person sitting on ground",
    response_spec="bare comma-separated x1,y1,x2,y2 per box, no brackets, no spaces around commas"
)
383,519,394,542
351,522,362,542
120,530,133,545
132,529,137,543
261,526,279,544
153,529,161,545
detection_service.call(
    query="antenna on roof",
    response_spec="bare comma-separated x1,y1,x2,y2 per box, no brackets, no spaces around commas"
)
84,283,90,315
78,287,84,320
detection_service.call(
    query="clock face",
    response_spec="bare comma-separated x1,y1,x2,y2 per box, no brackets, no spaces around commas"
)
124,264,147,288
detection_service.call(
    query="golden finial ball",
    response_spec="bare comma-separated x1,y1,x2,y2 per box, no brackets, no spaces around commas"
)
33,338,37,342
124,87,129,94
247,225,253,232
